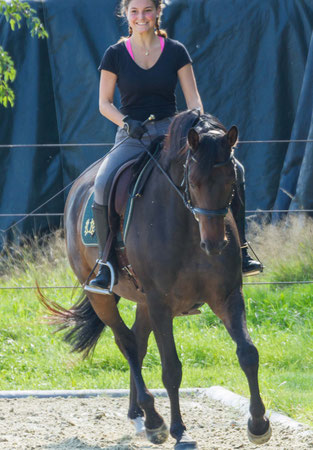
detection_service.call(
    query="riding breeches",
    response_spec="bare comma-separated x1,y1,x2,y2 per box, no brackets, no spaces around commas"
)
94,117,173,206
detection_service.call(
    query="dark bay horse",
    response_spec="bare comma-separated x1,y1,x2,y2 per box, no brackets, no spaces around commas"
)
40,110,271,449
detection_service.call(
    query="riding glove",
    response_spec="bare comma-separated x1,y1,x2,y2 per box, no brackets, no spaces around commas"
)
122,116,146,139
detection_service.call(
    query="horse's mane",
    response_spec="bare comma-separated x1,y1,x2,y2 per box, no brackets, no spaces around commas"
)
162,110,228,177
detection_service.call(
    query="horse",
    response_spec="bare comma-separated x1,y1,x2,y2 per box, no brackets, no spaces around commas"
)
40,109,271,449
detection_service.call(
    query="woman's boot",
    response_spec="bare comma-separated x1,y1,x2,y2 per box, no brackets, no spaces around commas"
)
231,182,263,276
85,202,114,294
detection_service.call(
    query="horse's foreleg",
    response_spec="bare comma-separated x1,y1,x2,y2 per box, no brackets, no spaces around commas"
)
148,298,197,449
128,303,152,434
219,288,272,444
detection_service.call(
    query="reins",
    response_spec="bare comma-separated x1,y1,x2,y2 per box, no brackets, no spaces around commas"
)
4,114,234,233
139,115,236,221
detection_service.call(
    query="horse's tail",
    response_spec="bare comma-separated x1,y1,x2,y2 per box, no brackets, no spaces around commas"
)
37,285,118,358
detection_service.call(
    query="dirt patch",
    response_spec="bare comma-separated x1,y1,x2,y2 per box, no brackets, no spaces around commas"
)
0,394,312,449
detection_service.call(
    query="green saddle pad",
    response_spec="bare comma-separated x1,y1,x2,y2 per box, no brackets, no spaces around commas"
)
81,192,97,246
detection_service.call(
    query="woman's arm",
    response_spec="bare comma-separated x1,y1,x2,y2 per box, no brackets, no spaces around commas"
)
99,70,125,128
178,64,204,113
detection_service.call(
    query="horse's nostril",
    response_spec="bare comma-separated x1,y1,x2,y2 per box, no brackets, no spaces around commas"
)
200,239,228,256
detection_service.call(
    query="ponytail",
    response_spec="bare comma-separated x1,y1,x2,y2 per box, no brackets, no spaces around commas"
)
155,16,167,38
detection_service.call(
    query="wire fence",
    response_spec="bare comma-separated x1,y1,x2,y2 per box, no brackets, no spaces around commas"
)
0,138,313,148
1,137,313,221
1,209,313,219
1,280,313,290
1,138,313,289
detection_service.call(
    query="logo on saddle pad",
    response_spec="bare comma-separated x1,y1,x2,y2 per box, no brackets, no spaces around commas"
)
81,193,98,246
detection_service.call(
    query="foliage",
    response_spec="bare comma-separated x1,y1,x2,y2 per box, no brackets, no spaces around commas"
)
0,0,48,107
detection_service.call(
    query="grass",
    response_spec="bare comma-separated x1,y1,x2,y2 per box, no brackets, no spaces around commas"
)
0,219,313,427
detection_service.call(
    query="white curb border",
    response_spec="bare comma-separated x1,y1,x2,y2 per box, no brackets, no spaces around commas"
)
0,386,309,431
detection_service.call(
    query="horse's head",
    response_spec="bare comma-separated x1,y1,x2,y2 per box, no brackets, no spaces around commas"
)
169,115,238,255
163,110,238,256
185,114,238,255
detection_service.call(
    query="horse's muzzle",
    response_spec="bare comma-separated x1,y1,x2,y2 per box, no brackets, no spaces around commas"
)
200,238,228,256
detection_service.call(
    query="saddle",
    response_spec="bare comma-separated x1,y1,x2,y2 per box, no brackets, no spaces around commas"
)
108,136,164,234
103,137,164,291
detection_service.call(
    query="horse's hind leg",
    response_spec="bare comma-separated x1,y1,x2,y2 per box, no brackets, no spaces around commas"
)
128,303,152,434
110,307,168,443
87,292,167,443
218,287,272,444
148,298,198,449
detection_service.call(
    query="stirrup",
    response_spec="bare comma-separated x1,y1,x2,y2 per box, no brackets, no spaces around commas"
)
84,260,115,295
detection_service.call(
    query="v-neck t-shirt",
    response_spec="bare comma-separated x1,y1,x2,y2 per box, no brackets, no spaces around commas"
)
98,38,192,121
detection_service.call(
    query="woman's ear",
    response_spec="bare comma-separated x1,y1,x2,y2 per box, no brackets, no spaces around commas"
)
227,125,238,147
188,128,199,151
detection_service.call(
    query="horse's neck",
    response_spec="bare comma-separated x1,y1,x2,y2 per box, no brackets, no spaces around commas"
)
151,162,198,238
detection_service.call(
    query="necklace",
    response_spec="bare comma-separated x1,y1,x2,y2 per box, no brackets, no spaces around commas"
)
144,49,150,56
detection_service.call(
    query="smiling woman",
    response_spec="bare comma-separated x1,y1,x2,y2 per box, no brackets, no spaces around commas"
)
87,0,204,293
87,0,261,294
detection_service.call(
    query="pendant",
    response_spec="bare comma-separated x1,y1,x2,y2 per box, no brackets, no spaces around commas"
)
145,50,149,56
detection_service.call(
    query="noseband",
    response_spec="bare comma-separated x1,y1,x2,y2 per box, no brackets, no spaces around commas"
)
182,147,235,220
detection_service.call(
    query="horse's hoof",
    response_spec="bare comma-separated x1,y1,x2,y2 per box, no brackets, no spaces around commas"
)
130,416,145,435
174,431,198,449
247,422,272,445
145,422,169,444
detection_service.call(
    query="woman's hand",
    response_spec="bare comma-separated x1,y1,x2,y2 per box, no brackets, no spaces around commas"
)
122,116,146,139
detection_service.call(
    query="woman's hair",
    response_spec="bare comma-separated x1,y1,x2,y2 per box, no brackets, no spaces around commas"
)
118,0,167,39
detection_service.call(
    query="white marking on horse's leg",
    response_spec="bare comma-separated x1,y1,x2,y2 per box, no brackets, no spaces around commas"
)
130,416,145,435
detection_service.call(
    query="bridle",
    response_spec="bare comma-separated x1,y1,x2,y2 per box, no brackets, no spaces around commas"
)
138,116,236,221
181,143,236,220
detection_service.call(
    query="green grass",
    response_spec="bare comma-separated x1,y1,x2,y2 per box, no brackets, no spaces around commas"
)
0,222,313,427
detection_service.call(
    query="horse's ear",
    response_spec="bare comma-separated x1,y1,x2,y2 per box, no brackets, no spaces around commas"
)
188,128,199,151
227,126,238,148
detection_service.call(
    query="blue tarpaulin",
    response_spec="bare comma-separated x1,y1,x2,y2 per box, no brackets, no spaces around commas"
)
0,0,313,245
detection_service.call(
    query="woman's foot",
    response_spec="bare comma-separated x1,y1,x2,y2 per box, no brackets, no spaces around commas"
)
242,246,263,276
85,261,115,294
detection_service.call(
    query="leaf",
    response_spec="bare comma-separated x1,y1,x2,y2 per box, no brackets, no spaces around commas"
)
9,19,16,31
0,0,48,106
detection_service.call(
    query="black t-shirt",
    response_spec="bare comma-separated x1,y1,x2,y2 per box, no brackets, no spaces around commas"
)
98,38,192,121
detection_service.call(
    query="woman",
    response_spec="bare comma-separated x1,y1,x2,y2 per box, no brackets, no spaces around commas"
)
86,0,260,294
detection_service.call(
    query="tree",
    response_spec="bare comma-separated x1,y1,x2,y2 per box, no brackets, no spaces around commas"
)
0,0,48,107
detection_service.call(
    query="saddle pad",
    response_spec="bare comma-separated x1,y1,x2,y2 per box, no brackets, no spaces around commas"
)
81,192,97,246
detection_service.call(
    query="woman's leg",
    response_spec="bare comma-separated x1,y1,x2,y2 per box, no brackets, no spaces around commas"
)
86,128,146,293
232,159,263,276
87,118,173,293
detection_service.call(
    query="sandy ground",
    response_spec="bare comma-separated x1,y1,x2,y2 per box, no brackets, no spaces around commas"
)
0,394,312,449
